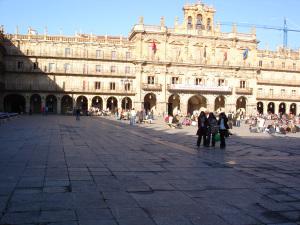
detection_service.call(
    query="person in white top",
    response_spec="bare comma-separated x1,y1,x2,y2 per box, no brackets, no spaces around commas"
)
130,108,136,125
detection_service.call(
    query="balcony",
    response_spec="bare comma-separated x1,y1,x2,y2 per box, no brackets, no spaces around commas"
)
256,93,300,101
142,83,162,91
257,79,300,87
4,84,136,95
167,84,232,93
235,87,253,95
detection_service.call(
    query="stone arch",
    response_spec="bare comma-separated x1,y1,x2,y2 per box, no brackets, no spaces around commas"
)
187,95,207,115
257,102,264,114
214,95,225,113
267,102,275,114
61,95,73,114
236,96,247,113
144,93,157,114
279,102,286,115
46,95,57,113
92,96,103,110
4,94,26,113
76,95,88,114
168,94,180,116
121,97,132,111
290,103,297,115
107,96,118,113
30,94,42,113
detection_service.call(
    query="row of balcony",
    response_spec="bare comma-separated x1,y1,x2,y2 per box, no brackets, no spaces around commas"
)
4,84,136,94
257,93,300,101
141,83,253,94
6,69,135,78
257,79,300,87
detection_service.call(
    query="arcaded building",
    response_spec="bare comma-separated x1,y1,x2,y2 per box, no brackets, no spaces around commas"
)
0,2,299,116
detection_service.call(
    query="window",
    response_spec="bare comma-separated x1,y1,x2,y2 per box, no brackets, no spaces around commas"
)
64,63,70,73
49,63,55,73
196,14,203,29
125,83,130,91
258,88,263,95
269,89,274,96
293,63,296,70
17,61,23,70
111,51,116,59
195,78,202,85
33,62,38,70
259,60,262,67
96,65,101,72
62,81,65,90
110,65,116,73
207,18,212,31
240,80,246,88
271,61,274,68
282,62,285,68
187,16,193,29
147,76,155,84
126,51,131,60
83,80,86,91
172,77,179,84
96,50,102,58
292,90,296,96
65,48,71,57
94,81,101,90
281,89,285,95
125,66,130,74
218,79,225,86
110,82,116,90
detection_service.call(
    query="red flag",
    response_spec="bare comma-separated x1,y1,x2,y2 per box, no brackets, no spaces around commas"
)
224,51,227,61
152,41,157,54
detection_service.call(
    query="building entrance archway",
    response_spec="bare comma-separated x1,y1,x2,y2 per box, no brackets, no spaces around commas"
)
76,96,88,114
236,96,247,113
144,93,156,114
92,96,103,110
214,96,225,113
290,103,297,115
279,102,286,115
46,95,57,113
61,95,73,114
121,97,132,111
4,94,26,113
257,102,264,114
168,94,180,116
187,95,207,115
107,97,118,113
267,102,275,114
30,94,42,113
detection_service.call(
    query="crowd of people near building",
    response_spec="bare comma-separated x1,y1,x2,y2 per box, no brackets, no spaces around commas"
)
247,112,300,135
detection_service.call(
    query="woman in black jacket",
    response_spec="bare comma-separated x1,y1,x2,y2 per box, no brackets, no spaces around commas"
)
217,112,229,149
196,111,208,148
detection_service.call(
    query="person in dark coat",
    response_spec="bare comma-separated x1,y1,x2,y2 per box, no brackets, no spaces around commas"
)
206,112,218,147
217,112,230,149
196,111,208,148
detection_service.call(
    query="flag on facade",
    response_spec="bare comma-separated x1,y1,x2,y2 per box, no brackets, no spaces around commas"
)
152,41,157,54
224,51,227,61
243,48,249,60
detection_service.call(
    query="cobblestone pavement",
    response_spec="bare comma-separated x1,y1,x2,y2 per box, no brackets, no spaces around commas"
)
0,115,300,225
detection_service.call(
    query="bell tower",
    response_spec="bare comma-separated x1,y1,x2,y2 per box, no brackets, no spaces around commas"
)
183,1,216,31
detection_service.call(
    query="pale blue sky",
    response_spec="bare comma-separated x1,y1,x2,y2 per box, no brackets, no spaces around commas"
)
0,0,300,50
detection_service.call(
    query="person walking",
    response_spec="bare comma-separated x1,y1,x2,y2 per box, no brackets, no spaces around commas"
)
206,112,218,147
76,108,80,121
196,111,208,148
218,112,229,149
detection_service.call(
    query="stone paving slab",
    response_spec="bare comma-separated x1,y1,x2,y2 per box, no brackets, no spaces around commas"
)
0,115,299,225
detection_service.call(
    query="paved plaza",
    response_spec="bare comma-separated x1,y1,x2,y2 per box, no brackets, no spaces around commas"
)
0,115,300,225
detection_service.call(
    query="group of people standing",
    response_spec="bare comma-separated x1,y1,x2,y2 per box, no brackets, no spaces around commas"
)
196,111,229,149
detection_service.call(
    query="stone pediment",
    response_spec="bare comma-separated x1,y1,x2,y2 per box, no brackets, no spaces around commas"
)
193,42,204,47
169,40,184,45
216,44,230,49
144,39,160,44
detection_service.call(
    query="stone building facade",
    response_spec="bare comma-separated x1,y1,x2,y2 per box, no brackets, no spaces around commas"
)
0,2,299,115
